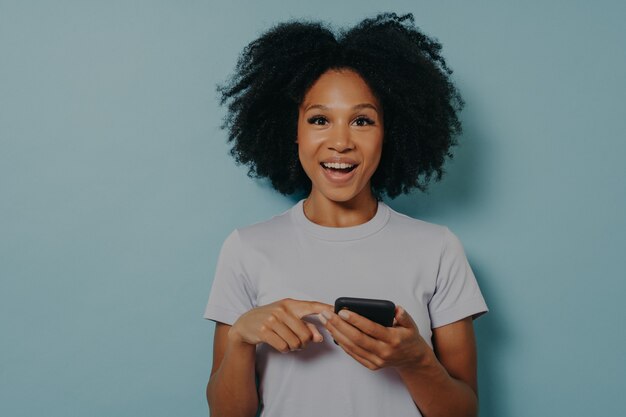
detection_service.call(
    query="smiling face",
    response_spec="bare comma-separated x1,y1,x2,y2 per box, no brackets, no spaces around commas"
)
297,69,384,206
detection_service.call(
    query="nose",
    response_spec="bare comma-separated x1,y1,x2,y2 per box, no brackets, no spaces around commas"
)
328,124,353,152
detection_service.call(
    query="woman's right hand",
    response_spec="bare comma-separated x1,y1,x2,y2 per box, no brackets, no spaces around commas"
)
229,298,332,352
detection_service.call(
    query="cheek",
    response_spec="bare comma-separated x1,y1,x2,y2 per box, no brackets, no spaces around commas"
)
364,134,384,168
296,128,323,162
296,135,318,173
296,132,311,154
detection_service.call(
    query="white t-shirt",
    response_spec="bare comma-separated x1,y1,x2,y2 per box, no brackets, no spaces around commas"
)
204,199,488,417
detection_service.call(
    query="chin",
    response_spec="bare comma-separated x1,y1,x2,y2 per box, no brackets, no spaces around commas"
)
318,188,367,204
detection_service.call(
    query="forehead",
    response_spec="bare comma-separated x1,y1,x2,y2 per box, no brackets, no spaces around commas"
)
301,69,380,110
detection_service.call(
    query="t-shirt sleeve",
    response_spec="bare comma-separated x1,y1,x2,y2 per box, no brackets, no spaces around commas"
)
203,229,256,325
428,227,488,328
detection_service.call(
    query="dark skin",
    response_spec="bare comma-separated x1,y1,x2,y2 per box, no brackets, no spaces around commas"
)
208,313,478,417
207,299,330,417
320,308,478,416
206,69,479,417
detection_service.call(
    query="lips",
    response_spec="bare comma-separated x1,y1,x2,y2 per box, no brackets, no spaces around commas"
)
319,162,358,184
320,156,359,173
320,162,357,173
320,157,359,166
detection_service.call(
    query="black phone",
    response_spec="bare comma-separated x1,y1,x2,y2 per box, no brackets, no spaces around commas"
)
334,297,396,327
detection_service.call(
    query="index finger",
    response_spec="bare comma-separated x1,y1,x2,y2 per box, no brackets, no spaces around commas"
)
289,300,333,319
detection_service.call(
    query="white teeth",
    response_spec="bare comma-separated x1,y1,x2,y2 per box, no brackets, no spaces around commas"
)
322,162,355,169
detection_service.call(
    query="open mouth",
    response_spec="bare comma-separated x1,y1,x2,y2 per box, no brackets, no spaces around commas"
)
320,162,358,173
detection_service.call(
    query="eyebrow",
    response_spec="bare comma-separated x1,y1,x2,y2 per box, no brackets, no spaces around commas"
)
304,103,380,113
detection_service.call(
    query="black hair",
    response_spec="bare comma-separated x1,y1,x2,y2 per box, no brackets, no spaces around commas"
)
218,12,464,199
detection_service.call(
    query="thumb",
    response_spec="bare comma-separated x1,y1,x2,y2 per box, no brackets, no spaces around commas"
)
394,306,415,328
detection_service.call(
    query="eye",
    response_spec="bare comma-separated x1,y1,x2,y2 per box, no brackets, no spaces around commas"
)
307,116,328,126
353,116,375,127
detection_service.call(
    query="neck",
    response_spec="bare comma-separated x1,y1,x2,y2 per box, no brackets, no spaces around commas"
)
303,191,379,228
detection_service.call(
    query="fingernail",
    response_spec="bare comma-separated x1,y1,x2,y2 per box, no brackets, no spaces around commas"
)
338,310,350,320
321,310,332,320
318,313,327,324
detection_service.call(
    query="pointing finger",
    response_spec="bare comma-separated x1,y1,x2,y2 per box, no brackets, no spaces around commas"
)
293,301,334,319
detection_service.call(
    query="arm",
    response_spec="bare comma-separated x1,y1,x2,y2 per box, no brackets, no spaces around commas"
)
395,317,478,417
320,307,479,417
206,299,332,417
206,323,259,417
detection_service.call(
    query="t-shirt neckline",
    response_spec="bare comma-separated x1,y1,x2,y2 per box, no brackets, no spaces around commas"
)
291,199,390,241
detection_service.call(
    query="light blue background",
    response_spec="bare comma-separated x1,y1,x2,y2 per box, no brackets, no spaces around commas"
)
1,1,625,416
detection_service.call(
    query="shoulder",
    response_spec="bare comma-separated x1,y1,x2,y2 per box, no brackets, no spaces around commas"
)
224,203,295,247
384,203,452,246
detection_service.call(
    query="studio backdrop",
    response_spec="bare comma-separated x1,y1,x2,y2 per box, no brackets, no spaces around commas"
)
1,1,625,416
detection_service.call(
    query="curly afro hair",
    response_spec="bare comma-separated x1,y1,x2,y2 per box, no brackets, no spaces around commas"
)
218,12,464,200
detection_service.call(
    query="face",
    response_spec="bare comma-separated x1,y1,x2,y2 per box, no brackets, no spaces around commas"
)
297,69,384,205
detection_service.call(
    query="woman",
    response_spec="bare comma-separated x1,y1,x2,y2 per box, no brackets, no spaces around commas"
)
204,13,488,417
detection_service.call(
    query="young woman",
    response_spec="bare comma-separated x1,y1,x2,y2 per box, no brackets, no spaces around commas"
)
204,13,488,417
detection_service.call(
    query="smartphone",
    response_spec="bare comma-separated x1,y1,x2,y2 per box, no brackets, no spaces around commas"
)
334,297,396,327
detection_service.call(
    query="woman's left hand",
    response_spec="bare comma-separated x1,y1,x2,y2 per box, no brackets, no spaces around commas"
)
319,306,429,371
